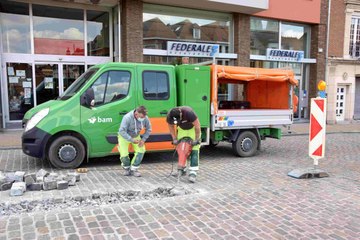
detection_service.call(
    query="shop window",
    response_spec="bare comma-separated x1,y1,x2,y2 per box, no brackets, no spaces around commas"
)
281,23,309,57
142,71,169,100
250,17,279,55
6,63,33,120
349,17,360,58
0,1,31,53
87,10,110,56
143,4,230,51
33,5,84,55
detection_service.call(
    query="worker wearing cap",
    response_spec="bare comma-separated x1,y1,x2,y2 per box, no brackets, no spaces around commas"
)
166,106,201,183
118,105,152,177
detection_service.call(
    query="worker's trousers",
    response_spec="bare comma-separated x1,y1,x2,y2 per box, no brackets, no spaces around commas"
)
117,135,145,171
177,127,200,177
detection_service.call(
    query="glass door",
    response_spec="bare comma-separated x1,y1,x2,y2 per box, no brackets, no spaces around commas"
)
34,63,85,106
336,86,346,121
62,64,85,92
35,64,59,105
279,62,303,120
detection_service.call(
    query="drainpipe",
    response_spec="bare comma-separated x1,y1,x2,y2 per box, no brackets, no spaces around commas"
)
325,0,331,123
325,0,331,85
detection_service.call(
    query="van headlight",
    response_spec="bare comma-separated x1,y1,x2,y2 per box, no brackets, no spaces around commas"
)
25,108,49,132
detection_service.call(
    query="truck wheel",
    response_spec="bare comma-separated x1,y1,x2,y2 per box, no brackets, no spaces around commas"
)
232,131,258,157
48,135,85,169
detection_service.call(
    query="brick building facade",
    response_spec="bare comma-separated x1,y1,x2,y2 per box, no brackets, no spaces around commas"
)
327,0,360,123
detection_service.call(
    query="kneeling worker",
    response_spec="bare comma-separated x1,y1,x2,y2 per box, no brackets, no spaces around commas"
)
166,106,201,183
118,106,152,177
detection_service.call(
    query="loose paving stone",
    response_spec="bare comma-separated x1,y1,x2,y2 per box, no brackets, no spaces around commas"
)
67,172,81,182
43,178,57,191
28,182,42,191
10,182,26,196
64,175,76,186
14,171,25,182
56,181,68,190
36,169,48,179
48,173,58,180
0,181,14,191
24,174,35,186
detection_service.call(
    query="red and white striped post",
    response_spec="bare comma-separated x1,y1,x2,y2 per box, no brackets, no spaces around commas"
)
288,82,329,179
309,98,326,166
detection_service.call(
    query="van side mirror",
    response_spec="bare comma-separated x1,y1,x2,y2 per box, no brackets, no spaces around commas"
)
81,88,95,108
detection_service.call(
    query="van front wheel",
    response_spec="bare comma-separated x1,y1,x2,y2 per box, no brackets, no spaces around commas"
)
232,131,258,157
48,135,85,169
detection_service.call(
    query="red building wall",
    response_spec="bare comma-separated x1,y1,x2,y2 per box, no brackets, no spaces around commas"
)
254,0,321,24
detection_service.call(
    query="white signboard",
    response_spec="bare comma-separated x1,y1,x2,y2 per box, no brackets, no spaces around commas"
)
44,77,54,89
16,70,26,77
9,77,19,84
7,67,15,76
266,48,304,62
24,88,32,98
22,81,32,88
167,41,219,58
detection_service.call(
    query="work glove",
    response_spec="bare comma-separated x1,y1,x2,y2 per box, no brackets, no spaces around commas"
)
191,139,201,146
172,139,179,145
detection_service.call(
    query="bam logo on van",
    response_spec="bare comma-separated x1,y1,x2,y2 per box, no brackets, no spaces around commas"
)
88,116,113,124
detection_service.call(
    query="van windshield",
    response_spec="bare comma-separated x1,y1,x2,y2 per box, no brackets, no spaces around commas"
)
59,68,98,100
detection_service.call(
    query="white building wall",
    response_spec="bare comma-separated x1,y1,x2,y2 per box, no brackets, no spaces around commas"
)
327,62,358,123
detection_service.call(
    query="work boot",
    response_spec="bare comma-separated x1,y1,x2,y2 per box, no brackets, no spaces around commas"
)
172,168,187,177
132,170,142,177
123,169,131,176
188,174,196,183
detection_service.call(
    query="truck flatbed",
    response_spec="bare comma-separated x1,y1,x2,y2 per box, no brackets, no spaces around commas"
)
212,109,293,130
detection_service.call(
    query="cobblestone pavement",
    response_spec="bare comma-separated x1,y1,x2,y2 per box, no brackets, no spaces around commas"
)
0,133,360,239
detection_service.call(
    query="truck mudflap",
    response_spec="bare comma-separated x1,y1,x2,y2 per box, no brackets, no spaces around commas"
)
22,127,52,159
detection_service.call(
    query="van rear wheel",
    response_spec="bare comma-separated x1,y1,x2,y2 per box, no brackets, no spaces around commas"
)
232,131,258,157
48,135,85,169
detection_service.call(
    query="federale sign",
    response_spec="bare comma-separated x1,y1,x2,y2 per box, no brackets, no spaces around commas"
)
167,41,219,57
266,48,304,62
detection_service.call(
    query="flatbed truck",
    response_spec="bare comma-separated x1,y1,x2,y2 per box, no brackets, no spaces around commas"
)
22,63,297,168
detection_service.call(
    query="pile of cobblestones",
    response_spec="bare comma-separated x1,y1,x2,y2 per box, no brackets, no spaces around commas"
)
0,169,80,196
0,187,194,216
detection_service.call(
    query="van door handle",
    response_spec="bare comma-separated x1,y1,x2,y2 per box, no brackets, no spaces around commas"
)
160,110,168,115
119,111,127,115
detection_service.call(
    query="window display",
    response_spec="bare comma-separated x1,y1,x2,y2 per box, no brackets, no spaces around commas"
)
7,63,33,120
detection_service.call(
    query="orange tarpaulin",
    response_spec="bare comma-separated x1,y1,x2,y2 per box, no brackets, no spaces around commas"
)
211,65,298,114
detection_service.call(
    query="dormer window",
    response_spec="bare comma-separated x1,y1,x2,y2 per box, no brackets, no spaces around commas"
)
193,28,201,39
